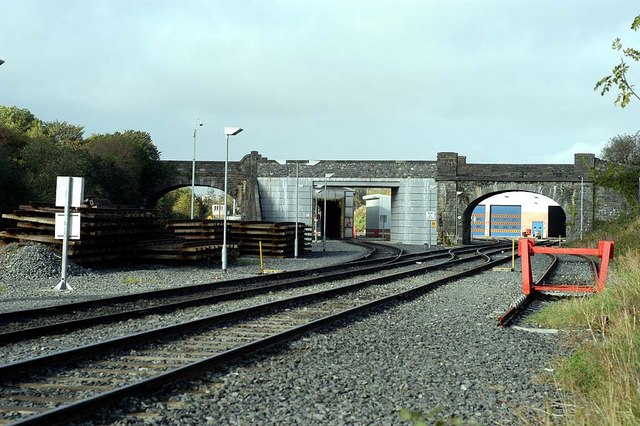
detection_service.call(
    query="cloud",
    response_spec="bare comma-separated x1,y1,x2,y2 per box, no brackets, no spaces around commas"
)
1,0,639,164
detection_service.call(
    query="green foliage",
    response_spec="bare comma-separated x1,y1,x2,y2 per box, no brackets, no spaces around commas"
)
398,406,463,425
20,138,96,202
0,122,31,214
0,104,167,213
0,121,30,157
601,132,640,165
120,276,158,285
354,205,366,234
589,162,640,209
84,130,164,205
156,188,207,219
0,143,29,213
557,347,606,394
0,105,40,134
595,15,640,107
42,120,84,144
531,216,640,424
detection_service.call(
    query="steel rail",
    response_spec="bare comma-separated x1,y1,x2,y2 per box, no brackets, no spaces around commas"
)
0,241,447,324
498,253,557,326
0,245,506,344
0,252,513,425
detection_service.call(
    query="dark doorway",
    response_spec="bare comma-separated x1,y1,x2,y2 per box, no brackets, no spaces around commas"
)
548,205,567,238
317,200,342,239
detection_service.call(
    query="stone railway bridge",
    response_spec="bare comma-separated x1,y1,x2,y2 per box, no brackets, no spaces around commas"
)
145,151,629,245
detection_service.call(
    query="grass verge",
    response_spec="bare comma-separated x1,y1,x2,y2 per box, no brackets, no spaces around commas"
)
530,248,640,425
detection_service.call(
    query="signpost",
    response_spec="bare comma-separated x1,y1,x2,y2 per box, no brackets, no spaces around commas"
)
54,176,84,291
426,211,436,247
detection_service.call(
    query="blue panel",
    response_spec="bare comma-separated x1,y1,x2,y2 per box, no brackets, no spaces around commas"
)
532,221,544,238
471,205,485,237
490,205,521,237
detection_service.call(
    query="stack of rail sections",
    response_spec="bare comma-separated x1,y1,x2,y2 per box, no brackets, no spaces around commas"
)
1,203,166,263
230,221,310,257
1,204,311,262
137,219,236,261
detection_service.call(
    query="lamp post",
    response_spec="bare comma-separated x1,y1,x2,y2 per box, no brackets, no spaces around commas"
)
190,119,203,220
323,173,334,251
580,176,584,240
276,160,321,257
455,191,462,246
222,126,243,271
294,162,300,258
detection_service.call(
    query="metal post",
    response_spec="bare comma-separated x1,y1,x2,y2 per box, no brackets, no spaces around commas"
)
323,175,328,251
221,127,242,270
55,178,73,291
311,187,318,243
190,120,202,220
580,176,584,240
454,191,459,246
295,162,299,258
222,134,230,271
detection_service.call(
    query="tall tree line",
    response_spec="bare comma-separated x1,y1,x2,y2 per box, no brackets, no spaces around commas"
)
0,105,172,217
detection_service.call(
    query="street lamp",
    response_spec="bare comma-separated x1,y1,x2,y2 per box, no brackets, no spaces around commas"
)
294,162,300,258
222,127,243,271
455,191,462,245
276,160,321,257
323,173,334,251
190,119,203,220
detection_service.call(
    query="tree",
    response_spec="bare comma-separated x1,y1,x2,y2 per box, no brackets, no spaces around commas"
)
0,122,30,160
0,143,28,216
42,120,84,144
595,15,640,107
20,138,98,202
0,106,39,133
601,132,640,164
171,189,203,219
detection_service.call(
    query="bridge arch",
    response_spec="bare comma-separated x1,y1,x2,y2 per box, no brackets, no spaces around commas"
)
145,151,263,220
459,190,567,242
146,151,630,246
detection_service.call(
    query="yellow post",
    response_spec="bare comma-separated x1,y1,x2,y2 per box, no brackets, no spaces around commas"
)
493,237,516,272
259,241,264,274
511,237,515,271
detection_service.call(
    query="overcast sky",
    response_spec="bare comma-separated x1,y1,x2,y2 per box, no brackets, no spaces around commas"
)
1,1,639,164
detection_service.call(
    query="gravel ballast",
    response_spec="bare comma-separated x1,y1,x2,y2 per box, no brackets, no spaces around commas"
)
0,241,570,425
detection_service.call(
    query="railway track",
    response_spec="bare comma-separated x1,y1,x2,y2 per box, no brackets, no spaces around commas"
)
0,242,512,425
498,252,599,327
0,242,504,345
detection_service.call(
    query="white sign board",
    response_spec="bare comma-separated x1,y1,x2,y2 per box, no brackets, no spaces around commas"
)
55,213,81,239
55,177,85,208
426,211,436,220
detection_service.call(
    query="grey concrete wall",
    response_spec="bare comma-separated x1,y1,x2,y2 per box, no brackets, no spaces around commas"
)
258,176,317,226
392,178,438,245
258,175,437,245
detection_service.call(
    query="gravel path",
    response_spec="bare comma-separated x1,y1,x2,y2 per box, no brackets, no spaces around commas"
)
0,241,369,312
0,240,569,425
